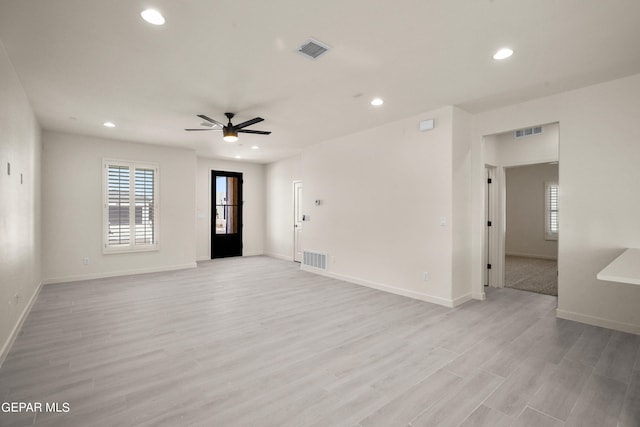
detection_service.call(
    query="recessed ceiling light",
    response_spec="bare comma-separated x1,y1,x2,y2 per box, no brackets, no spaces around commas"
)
234,155,241,159
141,9,165,25
251,146,260,150
371,97,384,106
493,48,513,60
103,122,116,128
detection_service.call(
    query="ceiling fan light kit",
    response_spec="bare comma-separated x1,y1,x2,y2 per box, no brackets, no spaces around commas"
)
223,127,238,142
185,112,271,143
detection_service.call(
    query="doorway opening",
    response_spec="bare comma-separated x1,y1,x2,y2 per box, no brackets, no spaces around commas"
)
481,122,559,297
504,163,558,296
293,180,303,262
211,170,243,259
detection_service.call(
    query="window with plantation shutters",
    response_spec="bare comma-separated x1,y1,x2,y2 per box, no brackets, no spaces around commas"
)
545,182,558,240
107,165,131,245
103,160,158,252
134,168,155,245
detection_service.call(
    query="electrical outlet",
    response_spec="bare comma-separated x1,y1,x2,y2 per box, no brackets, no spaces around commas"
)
423,272,429,281
83,257,90,265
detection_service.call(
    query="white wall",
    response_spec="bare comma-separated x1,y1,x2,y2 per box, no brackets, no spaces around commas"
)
505,163,558,259
296,106,467,306
265,154,301,261
486,123,560,166
196,158,265,260
472,73,640,334
452,107,473,302
42,131,197,282
0,42,42,362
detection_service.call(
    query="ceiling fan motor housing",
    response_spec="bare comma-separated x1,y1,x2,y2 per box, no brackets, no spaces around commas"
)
223,126,238,139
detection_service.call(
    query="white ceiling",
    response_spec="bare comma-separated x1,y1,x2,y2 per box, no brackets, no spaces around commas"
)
1,0,639,163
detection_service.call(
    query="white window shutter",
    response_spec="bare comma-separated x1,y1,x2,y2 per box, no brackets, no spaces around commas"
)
103,159,159,253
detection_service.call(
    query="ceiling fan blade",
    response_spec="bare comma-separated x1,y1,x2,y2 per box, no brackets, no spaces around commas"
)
234,117,264,129
237,129,271,135
197,114,224,127
185,128,221,131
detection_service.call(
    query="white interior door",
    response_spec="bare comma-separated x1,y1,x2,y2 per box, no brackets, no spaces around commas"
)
485,167,492,287
293,181,303,262
485,166,497,287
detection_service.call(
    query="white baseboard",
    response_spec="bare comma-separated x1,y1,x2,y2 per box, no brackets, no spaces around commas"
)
265,252,294,262
452,293,473,307
556,308,640,335
506,252,557,260
300,265,457,308
42,263,198,285
472,291,486,301
243,251,265,257
0,281,43,368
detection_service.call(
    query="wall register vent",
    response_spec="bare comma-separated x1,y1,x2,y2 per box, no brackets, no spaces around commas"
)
514,126,543,139
303,250,328,270
296,38,330,60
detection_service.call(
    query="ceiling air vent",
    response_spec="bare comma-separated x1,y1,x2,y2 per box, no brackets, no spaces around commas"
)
514,126,543,139
297,38,330,60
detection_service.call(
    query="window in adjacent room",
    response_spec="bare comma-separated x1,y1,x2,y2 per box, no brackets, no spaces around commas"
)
545,181,558,240
103,159,159,253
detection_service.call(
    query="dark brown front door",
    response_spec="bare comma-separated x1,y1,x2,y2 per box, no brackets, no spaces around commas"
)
211,170,243,258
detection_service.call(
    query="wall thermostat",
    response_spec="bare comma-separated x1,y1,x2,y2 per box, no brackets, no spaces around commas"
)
419,119,435,132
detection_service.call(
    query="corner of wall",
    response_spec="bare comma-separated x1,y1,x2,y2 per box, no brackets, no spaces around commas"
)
451,107,473,301
0,41,43,365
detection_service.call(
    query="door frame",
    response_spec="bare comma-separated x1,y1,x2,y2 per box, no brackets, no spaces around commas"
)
479,123,560,297
211,170,243,259
484,165,498,287
293,180,303,262
487,161,559,290
490,165,507,289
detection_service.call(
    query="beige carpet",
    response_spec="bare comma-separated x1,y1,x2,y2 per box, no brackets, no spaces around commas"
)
505,255,558,296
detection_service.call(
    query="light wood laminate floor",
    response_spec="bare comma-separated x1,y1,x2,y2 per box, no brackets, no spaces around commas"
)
1,256,638,426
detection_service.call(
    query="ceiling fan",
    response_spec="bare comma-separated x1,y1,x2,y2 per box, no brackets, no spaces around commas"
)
185,113,271,142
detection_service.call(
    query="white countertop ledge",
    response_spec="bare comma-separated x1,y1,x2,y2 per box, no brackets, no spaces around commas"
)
597,248,640,285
